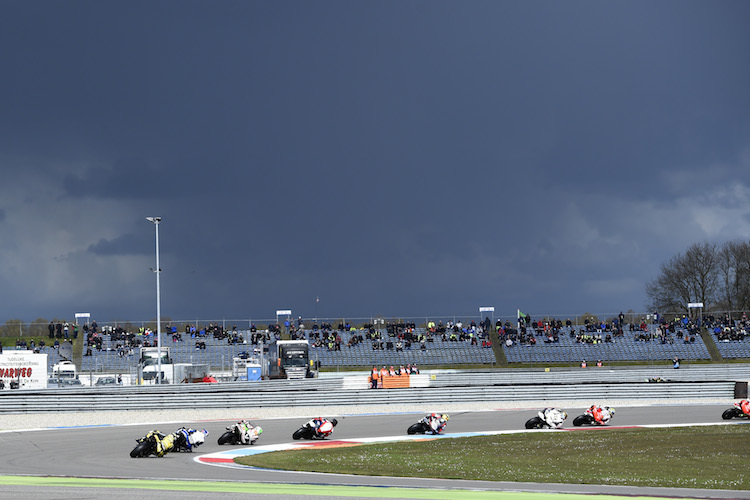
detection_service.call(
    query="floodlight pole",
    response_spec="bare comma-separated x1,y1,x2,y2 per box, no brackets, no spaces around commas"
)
147,217,162,384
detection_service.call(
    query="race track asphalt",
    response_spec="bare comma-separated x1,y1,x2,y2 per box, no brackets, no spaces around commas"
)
1,403,749,499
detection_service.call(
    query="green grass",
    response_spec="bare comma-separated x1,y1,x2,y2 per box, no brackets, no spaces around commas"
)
236,425,750,490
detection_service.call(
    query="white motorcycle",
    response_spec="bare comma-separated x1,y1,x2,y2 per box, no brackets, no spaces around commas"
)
172,427,208,452
293,418,337,440
525,408,567,429
218,421,263,445
407,414,449,435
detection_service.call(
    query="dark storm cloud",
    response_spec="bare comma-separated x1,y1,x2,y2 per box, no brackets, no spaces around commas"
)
0,1,748,323
87,233,146,256
63,159,176,200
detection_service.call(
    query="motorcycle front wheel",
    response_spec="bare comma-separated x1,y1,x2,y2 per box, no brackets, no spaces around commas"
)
218,431,236,445
407,423,426,435
525,417,543,429
293,427,311,440
130,441,151,458
573,415,590,426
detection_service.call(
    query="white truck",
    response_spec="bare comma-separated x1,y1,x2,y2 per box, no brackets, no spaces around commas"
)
138,347,210,383
52,360,78,380
139,346,172,383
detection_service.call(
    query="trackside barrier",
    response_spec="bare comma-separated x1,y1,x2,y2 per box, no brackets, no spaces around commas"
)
0,381,735,413
352,365,750,389
734,382,748,398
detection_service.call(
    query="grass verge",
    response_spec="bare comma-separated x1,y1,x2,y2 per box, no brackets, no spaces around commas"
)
236,425,750,490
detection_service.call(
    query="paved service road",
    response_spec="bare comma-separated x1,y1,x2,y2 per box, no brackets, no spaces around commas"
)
1,404,749,499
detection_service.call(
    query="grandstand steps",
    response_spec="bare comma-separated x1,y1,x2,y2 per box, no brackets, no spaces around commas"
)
700,328,723,361
490,335,507,367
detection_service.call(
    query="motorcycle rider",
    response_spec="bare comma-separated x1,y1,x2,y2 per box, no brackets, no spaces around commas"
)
309,417,338,438
589,404,615,423
237,420,263,444
175,427,208,451
425,413,449,434
541,408,567,428
740,399,750,416
144,430,175,457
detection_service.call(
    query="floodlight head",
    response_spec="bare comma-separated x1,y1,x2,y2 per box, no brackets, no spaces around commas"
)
146,217,162,223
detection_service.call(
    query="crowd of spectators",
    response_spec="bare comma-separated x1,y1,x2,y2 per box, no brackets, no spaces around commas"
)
16,310,748,370
704,313,750,342
302,319,491,353
499,313,700,348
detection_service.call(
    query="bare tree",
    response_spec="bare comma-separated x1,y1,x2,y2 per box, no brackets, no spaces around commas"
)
646,242,719,314
716,241,750,314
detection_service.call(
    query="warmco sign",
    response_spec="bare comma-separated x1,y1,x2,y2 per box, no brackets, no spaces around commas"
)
0,351,48,389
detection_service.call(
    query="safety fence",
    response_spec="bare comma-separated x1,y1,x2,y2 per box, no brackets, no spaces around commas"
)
0,365,744,413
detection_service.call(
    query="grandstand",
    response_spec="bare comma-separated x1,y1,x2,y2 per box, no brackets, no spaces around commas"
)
502,324,711,364
714,339,750,359
33,319,737,375
80,333,258,373
306,327,495,368
714,340,750,359
74,326,494,373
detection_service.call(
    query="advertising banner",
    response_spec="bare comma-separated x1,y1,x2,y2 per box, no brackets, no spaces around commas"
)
0,351,48,389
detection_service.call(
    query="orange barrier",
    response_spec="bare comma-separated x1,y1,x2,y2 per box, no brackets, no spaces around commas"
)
381,375,410,389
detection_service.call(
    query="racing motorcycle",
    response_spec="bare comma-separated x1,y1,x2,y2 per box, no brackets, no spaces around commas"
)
292,417,337,440
525,408,567,429
130,430,176,458
218,421,263,445
722,400,750,420
407,414,449,435
573,405,615,426
172,427,208,452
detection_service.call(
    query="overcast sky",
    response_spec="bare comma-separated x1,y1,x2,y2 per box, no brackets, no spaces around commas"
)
1,1,749,325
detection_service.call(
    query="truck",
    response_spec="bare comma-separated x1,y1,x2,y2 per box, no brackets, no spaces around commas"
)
139,346,172,383
52,360,78,380
138,347,212,383
266,339,318,379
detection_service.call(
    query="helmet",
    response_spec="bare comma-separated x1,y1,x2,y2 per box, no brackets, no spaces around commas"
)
330,418,338,427
441,414,450,421
608,408,615,416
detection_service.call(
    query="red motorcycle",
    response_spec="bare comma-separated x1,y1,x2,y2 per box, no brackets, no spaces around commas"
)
722,400,750,420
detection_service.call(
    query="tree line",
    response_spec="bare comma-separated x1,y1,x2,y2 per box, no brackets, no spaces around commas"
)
646,240,750,315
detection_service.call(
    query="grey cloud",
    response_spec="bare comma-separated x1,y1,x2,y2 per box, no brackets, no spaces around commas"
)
87,233,146,256
0,1,748,323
